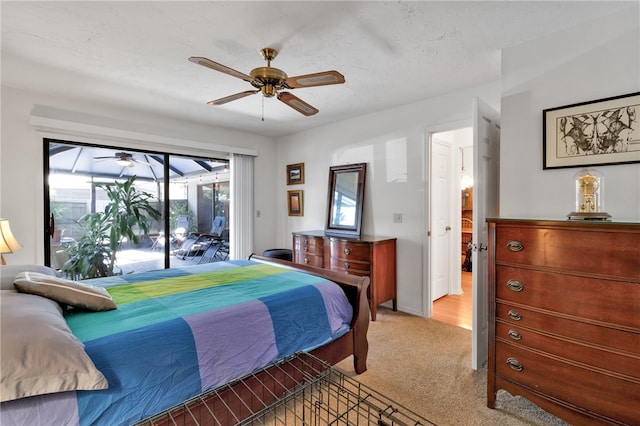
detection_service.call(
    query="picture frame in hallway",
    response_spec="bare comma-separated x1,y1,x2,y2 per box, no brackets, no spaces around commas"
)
287,190,303,216
543,92,640,169
286,163,305,185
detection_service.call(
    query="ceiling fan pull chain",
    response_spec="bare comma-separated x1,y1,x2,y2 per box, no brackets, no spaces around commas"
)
261,96,265,122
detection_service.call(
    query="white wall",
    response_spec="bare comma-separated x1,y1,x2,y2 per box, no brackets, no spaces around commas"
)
276,82,500,316
0,86,278,264
500,6,640,220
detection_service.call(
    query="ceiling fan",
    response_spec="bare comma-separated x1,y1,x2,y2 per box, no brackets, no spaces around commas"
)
93,152,154,168
189,48,345,116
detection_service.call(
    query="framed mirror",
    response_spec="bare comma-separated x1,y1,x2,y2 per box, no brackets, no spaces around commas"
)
325,163,366,237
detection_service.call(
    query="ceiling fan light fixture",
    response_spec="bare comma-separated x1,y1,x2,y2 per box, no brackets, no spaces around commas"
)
262,85,277,97
116,158,133,167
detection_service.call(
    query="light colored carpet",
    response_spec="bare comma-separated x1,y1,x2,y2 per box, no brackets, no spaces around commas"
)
335,307,569,426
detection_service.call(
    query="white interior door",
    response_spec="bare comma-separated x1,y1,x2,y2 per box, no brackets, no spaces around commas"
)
471,98,500,370
430,137,453,301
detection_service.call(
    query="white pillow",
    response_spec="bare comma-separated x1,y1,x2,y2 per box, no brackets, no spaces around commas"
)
0,291,109,401
14,271,116,311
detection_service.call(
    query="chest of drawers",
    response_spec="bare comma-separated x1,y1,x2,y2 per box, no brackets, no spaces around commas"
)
292,231,396,320
487,219,640,425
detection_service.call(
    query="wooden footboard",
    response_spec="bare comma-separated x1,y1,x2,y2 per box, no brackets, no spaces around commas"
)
249,254,370,374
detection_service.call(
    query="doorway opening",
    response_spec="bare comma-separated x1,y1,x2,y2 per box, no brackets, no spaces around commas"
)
430,127,473,330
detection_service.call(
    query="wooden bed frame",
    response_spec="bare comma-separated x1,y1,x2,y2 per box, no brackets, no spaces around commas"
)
249,254,370,374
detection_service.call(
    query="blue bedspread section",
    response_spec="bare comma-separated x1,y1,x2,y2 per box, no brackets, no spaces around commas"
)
1,260,353,426
77,318,202,425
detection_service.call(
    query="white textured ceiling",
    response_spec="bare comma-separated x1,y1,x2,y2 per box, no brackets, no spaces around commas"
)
2,1,635,138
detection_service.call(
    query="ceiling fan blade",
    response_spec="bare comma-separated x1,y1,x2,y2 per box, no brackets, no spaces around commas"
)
93,156,117,160
208,90,259,105
189,57,254,82
284,70,345,89
278,92,319,116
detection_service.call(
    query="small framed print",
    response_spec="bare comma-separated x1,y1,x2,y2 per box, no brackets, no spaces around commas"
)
543,92,640,169
287,190,303,216
286,163,305,185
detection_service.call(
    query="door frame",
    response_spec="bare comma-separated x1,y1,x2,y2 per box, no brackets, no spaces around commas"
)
423,119,470,318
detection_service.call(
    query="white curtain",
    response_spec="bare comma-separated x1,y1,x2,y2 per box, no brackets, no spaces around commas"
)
229,153,254,260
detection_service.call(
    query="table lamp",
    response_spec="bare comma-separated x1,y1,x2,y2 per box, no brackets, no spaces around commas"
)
0,218,22,265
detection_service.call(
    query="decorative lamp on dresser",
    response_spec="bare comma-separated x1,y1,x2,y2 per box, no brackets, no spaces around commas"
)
292,230,397,321
487,218,640,425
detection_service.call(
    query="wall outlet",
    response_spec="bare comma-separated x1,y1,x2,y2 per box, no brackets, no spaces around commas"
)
393,213,403,223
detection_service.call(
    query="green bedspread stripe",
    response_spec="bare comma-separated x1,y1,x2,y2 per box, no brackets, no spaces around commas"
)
109,264,286,305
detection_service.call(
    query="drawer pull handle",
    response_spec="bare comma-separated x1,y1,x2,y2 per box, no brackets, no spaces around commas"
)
506,279,524,292
344,262,350,269
304,257,309,264
508,310,522,321
506,357,524,372
507,240,524,252
508,329,522,341
344,248,351,255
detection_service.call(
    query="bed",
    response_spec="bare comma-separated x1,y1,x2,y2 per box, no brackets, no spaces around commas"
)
0,255,369,425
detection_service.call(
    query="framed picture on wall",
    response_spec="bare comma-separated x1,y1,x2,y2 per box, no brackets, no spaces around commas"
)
286,163,305,185
287,190,303,216
543,92,640,169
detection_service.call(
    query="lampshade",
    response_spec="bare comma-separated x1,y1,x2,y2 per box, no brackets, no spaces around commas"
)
0,219,22,265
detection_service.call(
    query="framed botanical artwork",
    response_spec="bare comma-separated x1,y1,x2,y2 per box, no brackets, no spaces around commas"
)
543,92,640,169
287,190,303,216
286,163,305,185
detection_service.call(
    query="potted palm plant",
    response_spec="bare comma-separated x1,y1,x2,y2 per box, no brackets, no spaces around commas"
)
63,176,161,279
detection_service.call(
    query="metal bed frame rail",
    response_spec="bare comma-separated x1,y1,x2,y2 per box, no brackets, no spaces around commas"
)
135,352,434,426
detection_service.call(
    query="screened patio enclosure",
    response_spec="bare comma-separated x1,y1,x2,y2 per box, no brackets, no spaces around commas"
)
46,139,230,278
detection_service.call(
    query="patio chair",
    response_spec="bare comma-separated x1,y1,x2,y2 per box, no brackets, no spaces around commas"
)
152,215,191,252
175,216,226,261
173,215,190,241
198,230,230,263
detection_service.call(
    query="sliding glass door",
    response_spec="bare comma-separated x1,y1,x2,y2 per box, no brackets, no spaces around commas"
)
46,139,229,279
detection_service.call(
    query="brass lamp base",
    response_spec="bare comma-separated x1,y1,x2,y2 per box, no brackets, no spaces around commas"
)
567,211,612,221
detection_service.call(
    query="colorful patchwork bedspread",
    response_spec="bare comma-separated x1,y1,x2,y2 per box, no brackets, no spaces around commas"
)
3,260,353,425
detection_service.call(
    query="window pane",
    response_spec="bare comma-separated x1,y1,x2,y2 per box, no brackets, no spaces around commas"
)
47,141,229,278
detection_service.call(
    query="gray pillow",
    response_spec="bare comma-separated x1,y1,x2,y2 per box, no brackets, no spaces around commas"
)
14,271,116,311
0,264,57,290
0,291,109,401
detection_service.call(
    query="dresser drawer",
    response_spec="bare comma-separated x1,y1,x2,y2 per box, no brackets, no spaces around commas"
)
327,239,371,261
327,258,370,275
496,265,640,329
296,254,324,268
495,226,640,278
496,303,639,354
294,235,324,255
495,321,639,378
495,341,640,424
